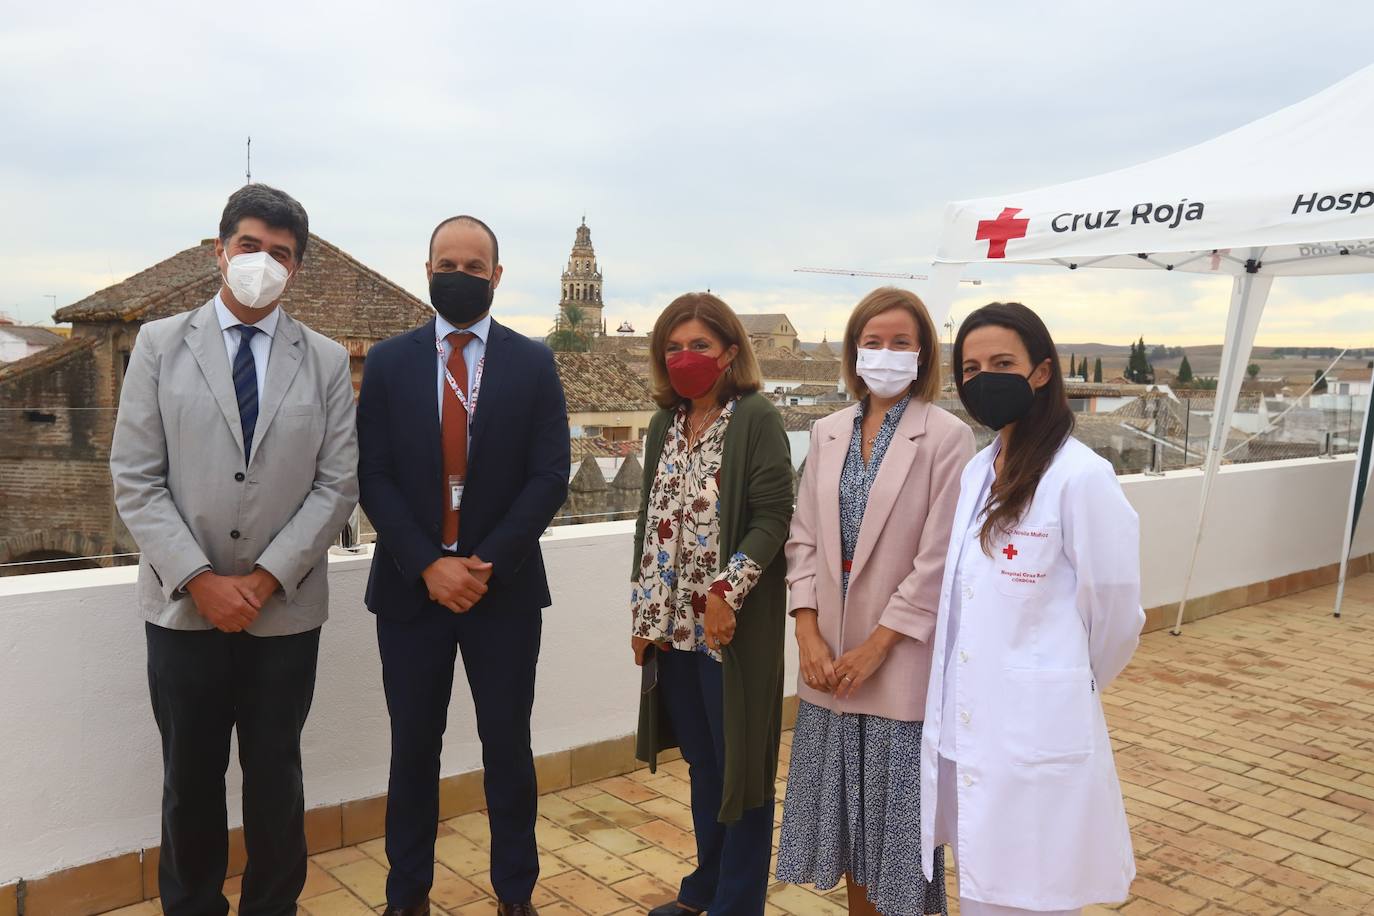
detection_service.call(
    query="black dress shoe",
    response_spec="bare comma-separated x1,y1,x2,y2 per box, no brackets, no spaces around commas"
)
647,902,704,916
497,904,538,916
382,903,430,916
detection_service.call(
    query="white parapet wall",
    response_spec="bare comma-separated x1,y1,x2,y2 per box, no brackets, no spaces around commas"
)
2,456,1373,882
1120,456,1374,610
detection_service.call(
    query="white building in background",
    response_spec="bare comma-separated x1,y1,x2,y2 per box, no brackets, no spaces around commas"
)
0,325,65,363
774,383,845,406
1306,392,1368,412
1329,372,1373,398
758,358,844,401
1305,371,1373,416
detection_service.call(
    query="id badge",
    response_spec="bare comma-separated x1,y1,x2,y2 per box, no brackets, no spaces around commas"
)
448,474,465,512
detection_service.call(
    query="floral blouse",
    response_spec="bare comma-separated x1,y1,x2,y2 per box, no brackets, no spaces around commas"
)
839,394,911,597
631,399,764,660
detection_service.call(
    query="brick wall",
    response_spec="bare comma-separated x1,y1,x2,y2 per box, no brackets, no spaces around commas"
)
0,338,123,572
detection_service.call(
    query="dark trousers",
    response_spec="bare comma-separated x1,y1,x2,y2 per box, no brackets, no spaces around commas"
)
659,648,775,916
377,599,542,906
145,622,320,916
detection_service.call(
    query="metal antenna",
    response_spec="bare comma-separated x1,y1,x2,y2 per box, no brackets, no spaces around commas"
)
246,136,252,184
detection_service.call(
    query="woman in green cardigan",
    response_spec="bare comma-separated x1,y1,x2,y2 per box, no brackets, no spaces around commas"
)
631,292,794,916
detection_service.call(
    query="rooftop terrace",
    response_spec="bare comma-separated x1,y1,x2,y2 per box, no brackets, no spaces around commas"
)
6,456,1374,914
74,579,1374,915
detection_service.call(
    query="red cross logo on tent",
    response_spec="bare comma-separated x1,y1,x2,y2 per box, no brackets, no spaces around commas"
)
976,207,1030,259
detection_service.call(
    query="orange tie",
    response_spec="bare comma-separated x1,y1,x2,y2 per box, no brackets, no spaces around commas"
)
441,331,475,544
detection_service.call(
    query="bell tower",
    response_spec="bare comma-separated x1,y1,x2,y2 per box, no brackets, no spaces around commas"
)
557,217,604,337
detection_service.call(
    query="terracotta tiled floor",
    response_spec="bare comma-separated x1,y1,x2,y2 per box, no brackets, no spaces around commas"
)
106,578,1374,914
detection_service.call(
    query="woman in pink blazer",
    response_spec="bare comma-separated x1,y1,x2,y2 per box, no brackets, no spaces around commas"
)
776,288,975,916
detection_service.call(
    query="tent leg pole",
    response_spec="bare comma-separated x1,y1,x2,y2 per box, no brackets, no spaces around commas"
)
1174,263,1271,635
1335,474,1356,619
1173,482,1209,636
1332,362,1374,618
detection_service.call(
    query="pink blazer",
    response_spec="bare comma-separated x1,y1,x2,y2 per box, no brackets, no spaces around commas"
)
786,399,974,721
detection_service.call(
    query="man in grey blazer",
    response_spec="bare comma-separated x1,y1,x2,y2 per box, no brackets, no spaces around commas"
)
110,184,358,916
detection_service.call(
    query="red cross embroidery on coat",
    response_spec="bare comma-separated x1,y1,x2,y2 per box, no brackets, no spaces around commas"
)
976,207,1030,259
1002,543,1018,560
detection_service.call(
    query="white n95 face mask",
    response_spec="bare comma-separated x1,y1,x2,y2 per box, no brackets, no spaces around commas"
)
223,250,290,310
856,348,920,398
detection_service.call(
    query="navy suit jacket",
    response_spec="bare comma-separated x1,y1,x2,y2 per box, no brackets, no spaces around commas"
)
357,318,571,619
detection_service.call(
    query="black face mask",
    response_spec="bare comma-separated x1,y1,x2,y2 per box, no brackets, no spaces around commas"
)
430,270,493,326
962,370,1036,430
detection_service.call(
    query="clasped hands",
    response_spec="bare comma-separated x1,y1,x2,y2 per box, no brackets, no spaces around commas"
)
631,592,737,664
187,567,281,633
422,555,494,614
794,609,900,700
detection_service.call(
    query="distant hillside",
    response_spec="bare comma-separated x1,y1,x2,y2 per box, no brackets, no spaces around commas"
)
1057,342,1134,357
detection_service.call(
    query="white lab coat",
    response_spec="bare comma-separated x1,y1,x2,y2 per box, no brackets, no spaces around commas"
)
920,437,1144,911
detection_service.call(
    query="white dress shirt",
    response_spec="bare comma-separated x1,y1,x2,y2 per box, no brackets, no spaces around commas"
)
435,311,490,551
215,293,279,396
435,312,491,426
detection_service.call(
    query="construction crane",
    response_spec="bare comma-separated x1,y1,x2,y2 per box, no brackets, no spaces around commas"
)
795,267,982,285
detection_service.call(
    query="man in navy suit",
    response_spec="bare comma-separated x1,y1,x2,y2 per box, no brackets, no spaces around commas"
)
357,215,570,916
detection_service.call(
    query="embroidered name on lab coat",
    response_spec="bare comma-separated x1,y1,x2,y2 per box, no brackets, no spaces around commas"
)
999,527,1050,587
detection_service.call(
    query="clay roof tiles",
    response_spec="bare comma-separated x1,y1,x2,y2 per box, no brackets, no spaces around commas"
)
54,234,431,343
554,352,656,413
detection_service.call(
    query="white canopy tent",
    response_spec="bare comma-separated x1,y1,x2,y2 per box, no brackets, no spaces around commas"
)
923,63,1374,631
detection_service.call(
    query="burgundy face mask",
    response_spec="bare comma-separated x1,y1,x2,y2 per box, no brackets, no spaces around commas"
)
667,350,726,399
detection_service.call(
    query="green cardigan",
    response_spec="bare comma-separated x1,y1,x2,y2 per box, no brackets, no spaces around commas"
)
633,391,794,823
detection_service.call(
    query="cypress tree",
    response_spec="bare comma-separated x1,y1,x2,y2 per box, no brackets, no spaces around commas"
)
1128,337,1155,384
1093,357,1103,383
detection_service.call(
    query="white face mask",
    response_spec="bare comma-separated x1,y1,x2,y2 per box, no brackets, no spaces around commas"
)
222,250,290,310
856,348,920,398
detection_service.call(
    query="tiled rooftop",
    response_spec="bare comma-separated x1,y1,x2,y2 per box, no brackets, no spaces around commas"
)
101,577,1374,915
554,352,656,414
777,403,849,431
757,358,843,383
51,235,430,339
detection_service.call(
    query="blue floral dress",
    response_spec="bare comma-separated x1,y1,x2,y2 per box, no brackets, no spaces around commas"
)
777,394,948,915
630,399,764,660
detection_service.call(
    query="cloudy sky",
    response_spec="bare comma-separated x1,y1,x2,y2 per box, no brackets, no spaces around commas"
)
4,2,1373,346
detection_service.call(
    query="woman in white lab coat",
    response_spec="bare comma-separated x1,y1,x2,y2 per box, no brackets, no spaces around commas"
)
920,302,1144,916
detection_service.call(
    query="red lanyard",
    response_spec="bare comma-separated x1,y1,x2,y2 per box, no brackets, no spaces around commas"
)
435,335,485,424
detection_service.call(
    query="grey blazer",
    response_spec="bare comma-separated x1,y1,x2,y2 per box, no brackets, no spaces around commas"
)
110,299,359,636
